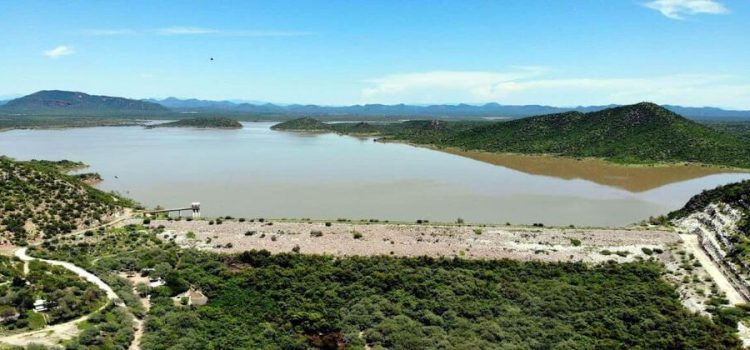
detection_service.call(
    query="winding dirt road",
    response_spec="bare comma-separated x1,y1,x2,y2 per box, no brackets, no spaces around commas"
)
0,211,141,348
0,248,122,347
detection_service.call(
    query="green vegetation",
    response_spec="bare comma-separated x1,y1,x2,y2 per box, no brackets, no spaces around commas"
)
24,159,86,172
0,116,142,131
271,117,331,131
705,120,750,143
65,303,135,350
29,226,743,349
0,156,133,243
282,103,750,168
0,255,105,334
432,103,750,167
147,117,242,129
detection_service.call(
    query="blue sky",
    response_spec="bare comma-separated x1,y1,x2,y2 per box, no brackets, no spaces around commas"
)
1,0,749,108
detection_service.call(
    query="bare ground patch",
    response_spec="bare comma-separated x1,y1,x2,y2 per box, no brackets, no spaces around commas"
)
140,219,679,264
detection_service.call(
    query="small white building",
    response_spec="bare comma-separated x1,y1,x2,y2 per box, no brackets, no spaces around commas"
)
173,287,208,306
149,277,165,288
33,299,47,312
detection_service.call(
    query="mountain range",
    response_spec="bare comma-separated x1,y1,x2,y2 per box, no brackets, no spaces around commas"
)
2,90,750,120
150,97,750,120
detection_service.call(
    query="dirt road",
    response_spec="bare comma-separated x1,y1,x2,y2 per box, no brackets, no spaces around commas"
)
0,212,136,349
0,248,121,347
680,234,745,305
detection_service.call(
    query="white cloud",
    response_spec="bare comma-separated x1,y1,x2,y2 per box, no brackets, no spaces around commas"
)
83,29,136,36
644,0,728,19
363,68,548,100
157,26,311,37
43,45,75,58
158,26,218,35
361,69,750,109
140,73,154,79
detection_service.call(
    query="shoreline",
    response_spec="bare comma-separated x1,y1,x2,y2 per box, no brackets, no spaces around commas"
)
376,137,750,172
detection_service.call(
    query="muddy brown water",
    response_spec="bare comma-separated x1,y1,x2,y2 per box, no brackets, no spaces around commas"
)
1,122,748,227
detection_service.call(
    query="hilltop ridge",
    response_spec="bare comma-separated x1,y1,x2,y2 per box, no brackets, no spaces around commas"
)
277,103,750,168
441,102,750,166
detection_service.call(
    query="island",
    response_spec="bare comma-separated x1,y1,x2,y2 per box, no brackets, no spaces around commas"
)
270,117,331,131
146,117,243,129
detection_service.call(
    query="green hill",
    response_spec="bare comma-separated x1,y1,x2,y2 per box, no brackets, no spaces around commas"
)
314,103,750,168
293,103,750,167
435,103,750,166
271,117,332,131
0,90,168,115
0,156,133,243
147,116,242,129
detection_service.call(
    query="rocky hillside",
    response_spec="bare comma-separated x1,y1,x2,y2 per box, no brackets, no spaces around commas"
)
0,157,133,244
670,180,750,235
670,181,750,289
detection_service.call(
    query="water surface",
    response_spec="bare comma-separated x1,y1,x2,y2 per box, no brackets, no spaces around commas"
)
1,122,748,227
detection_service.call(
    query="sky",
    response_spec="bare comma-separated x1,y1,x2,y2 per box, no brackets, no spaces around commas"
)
1,0,749,108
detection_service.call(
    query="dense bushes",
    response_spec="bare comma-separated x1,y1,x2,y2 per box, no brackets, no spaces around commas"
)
33,227,744,349
138,251,741,349
0,256,105,333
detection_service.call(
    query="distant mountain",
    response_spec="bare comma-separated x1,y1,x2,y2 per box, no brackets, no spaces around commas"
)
152,98,750,120
0,100,7,106
663,105,750,120
5,91,750,120
145,97,244,109
1,90,168,115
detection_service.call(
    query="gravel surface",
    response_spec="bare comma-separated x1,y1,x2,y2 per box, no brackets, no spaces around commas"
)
141,219,679,263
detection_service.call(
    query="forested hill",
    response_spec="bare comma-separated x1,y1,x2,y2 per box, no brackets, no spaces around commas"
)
0,157,133,244
147,117,242,129
298,102,750,168
271,117,332,131
0,90,168,115
437,103,750,166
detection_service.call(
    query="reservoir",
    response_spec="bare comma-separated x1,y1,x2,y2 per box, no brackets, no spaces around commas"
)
1,122,748,227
